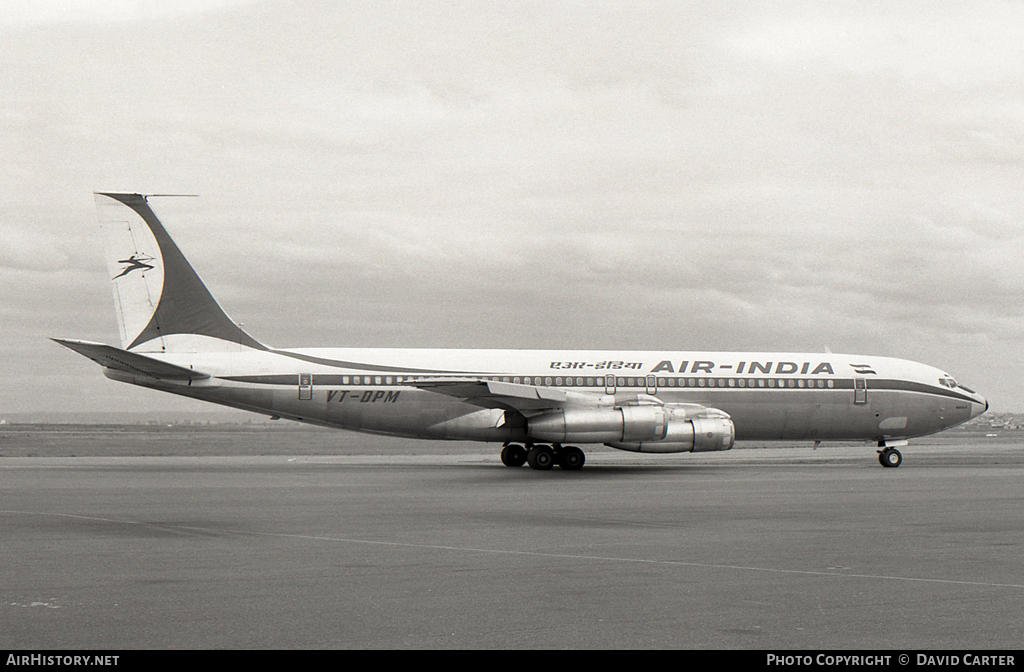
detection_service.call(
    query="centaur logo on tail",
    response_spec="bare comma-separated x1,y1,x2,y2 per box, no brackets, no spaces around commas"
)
56,193,987,470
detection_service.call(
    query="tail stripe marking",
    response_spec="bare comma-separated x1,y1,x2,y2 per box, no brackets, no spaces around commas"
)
97,193,266,351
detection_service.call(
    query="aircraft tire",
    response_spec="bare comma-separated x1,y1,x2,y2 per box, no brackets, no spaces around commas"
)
526,445,555,470
558,446,585,470
879,448,902,468
501,444,527,467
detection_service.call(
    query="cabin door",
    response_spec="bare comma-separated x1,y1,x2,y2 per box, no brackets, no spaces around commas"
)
298,373,313,400
854,377,867,405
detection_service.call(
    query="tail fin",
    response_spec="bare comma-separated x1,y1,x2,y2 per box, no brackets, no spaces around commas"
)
95,192,265,353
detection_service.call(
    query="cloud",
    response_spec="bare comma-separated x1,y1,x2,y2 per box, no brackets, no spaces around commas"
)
0,0,256,26
2,2,1022,411
724,2,1024,85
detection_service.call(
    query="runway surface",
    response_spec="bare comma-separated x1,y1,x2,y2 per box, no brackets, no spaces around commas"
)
2,430,1023,649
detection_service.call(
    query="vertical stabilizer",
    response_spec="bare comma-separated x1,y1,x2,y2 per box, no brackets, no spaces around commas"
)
95,192,265,352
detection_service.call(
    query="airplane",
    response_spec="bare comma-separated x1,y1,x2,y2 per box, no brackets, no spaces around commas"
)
55,192,989,470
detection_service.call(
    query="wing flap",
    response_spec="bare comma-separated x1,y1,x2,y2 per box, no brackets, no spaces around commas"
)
407,378,602,414
53,338,210,381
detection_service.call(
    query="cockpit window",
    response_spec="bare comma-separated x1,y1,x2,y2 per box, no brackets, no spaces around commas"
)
938,377,957,389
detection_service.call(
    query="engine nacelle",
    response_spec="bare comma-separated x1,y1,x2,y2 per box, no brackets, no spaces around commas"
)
527,403,735,453
607,405,735,453
527,406,667,444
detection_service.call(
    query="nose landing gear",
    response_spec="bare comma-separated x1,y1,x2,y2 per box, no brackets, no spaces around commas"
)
878,447,903,468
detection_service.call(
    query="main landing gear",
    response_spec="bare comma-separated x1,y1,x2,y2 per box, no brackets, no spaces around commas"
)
501,443,585,471
878,446,903,468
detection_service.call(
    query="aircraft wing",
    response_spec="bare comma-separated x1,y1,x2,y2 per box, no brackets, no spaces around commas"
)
408,378,604,415
53,338,210,381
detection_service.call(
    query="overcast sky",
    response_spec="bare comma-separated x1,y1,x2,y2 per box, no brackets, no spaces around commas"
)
2,0,1022,415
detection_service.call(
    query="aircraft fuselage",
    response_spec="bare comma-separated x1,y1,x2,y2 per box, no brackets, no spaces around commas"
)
104,346,986,444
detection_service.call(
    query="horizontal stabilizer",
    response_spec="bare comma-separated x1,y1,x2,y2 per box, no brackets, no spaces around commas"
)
53,338,210,381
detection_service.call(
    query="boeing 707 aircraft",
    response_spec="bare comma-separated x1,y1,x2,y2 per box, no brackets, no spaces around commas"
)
56,193,988,470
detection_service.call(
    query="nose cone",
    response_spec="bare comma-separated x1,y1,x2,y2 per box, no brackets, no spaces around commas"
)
971,395,988,419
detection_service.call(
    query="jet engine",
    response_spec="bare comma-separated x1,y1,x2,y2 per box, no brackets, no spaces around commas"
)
527,405,667,444
609,407,735,453
526,403,735,453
